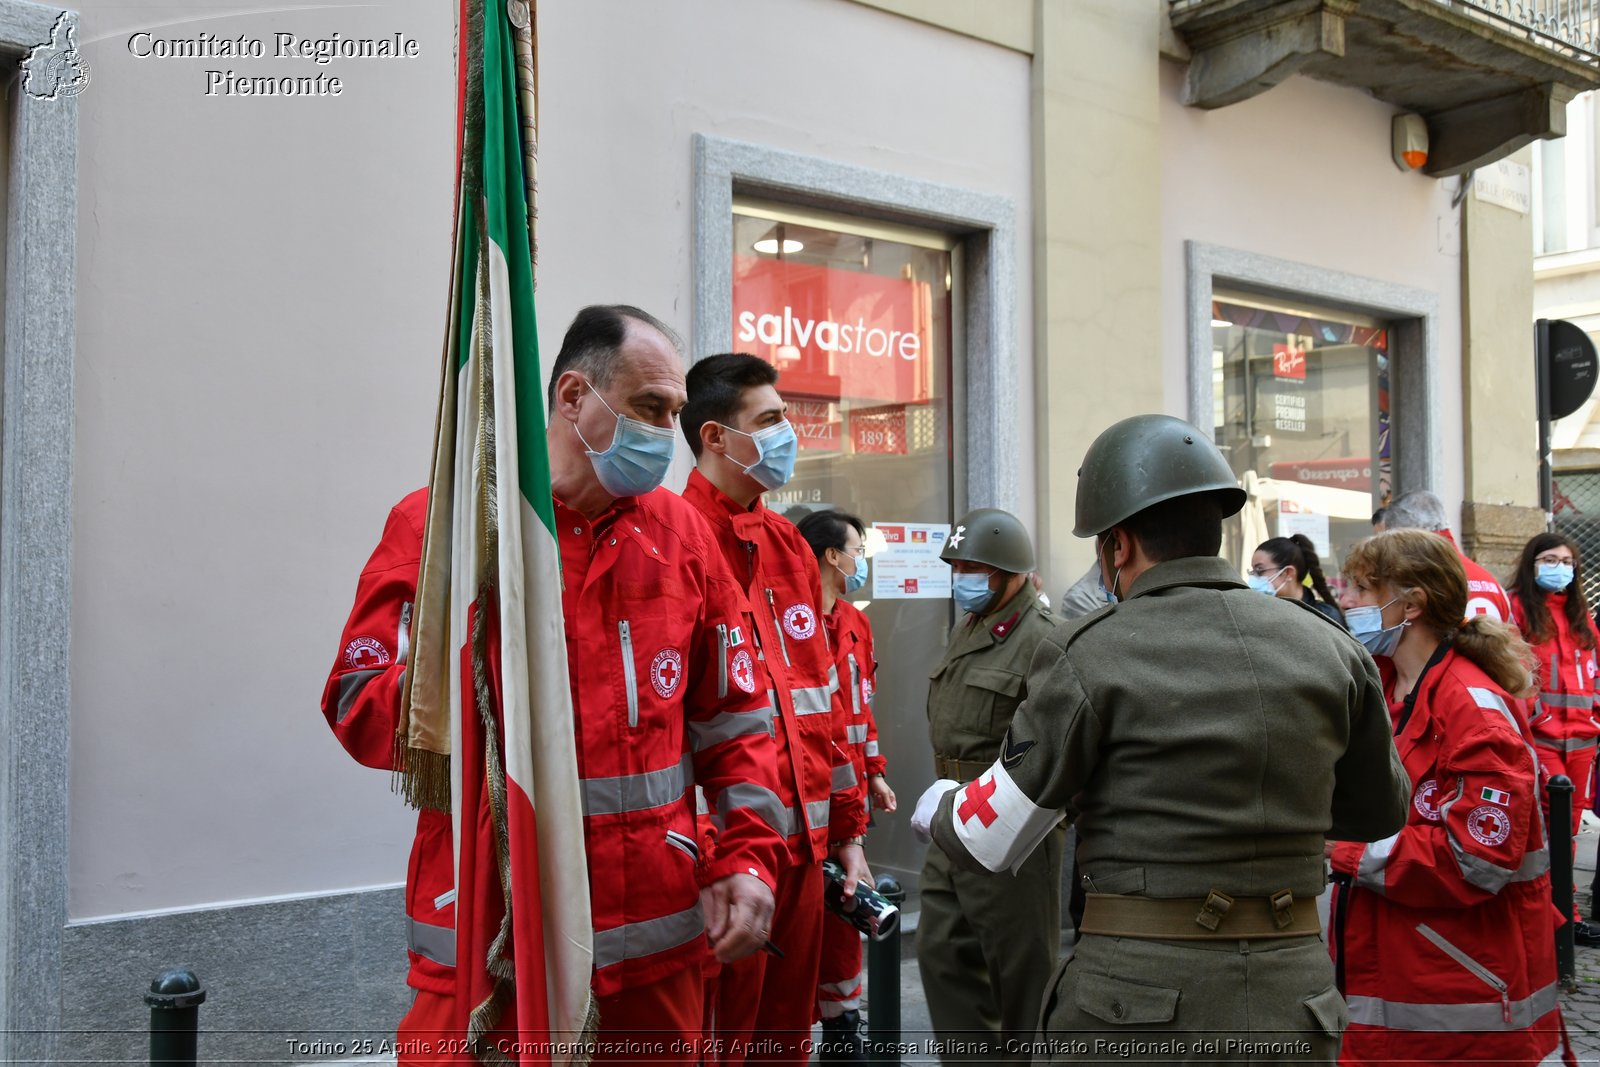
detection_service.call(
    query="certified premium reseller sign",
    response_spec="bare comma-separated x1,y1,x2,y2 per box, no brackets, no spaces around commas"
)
732,257,936,413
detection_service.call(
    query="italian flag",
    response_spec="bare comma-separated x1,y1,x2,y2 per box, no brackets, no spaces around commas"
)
406,0,594,1062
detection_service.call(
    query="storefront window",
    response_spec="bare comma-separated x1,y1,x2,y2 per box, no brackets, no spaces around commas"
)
731,201,955,877
1212,292,1392,591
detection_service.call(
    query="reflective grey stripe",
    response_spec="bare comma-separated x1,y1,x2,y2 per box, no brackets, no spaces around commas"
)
1357,830,1403,892
805,798,831,831
1535,734,1599,752
791,684,833,716
593,904,705,970
847,654,862,716
827,662,841,695
397,601,413,666
335,669,385,724
1344,982,1558,1031
619,620,639,728
582,756,691,816
688,705,776,751
832,761,858,791
864,740,880,758
408,917,456,967
1538,692,1593,709
846,723,870,744
715,781,788,837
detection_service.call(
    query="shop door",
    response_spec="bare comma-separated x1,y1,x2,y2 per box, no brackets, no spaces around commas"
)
732,202,955,884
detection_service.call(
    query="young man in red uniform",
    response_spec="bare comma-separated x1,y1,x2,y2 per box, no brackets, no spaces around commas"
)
322,307,787,1064
797,509,896,1062
679,353,869,1065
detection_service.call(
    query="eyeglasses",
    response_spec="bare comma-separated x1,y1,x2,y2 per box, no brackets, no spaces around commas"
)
840,545,867,558
1249,565,1285,578
1535,554,1575,566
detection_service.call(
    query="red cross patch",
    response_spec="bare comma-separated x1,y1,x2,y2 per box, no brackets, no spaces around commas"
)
1466,804,1510,847
650,648,684,699
957,774,1000,827
1413,778,1441,822
783,603,817,641
730,649,756,694
343,636,391,670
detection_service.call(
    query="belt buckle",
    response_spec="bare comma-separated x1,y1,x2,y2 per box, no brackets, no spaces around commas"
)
1270,889,1294,930
1195,889,1233,932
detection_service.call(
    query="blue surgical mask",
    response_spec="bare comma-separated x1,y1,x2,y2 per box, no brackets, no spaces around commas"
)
1248,568,1286,596
953,571,997,615
836,553,869,595
1536,562,1575,593
574,381,677,498
1346,597,1407,657
722,420,799,490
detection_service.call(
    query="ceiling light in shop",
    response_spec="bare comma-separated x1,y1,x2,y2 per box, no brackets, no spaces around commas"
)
753,238,804,255
1212,318,1232,328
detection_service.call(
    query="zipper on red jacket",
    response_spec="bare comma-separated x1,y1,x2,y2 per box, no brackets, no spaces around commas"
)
766,589,791,667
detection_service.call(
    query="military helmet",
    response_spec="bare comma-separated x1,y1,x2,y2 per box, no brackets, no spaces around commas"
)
1073,414,1246,537
942,507,1035,573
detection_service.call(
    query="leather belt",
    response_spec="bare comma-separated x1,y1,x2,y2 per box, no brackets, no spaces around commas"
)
933,754,991,783
1079,889,1320,941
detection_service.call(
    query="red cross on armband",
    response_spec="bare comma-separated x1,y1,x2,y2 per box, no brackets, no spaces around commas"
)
957,774,1000,827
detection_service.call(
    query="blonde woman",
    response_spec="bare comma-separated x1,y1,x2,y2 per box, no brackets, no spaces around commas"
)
1329,529,1572,1065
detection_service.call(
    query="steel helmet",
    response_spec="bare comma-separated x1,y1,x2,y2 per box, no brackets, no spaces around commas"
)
1073,414,1246,537
942,508,1036,573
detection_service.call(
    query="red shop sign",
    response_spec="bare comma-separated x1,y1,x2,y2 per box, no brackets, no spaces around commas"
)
1268,457,1372,488
788,397,842,453
732,255,935,406
1273,343,1307,380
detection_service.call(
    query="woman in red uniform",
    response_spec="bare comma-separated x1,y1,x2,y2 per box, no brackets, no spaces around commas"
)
1329,529,1573,1066
797,509,895,1063
1507,531,1600,945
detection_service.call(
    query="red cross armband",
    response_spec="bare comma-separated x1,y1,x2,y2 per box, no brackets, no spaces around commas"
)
949,763,1066,875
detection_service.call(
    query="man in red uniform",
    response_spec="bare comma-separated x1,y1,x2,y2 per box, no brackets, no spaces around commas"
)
1383,489,1513,621
797,509,896,1062
680,353,869,1065
322,306,786,1064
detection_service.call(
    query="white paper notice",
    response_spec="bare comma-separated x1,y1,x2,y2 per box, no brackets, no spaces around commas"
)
871,522,953,599
1279,511,1330,560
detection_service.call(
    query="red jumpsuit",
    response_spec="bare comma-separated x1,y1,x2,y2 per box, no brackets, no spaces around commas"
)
816,598,885,1021
1510,591,1600,826
322,488,787,1062
682,469,866,1065
1328,649,1573,1066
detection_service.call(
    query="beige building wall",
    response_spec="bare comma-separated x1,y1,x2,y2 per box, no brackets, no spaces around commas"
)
67,0,1033,919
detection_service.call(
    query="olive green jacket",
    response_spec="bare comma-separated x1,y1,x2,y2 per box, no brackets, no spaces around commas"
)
933,556,1408,899
927,583,1055,774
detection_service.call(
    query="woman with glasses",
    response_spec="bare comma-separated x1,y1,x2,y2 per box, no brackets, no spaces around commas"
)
1250,534,1346,627
1328,530,1569,1065
1507,532,1600,947
796,509,895,1061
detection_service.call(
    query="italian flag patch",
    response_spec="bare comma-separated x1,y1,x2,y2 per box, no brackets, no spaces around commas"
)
1481,786,1511,806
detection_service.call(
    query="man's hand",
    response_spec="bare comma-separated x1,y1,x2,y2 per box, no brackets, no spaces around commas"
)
830,842,872,911
700,872,775,963
869,776,898,812
911,779,961,842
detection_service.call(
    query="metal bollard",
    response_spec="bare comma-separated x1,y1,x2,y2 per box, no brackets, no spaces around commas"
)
1550,775,1578,993
866,875,905,1067
146,969,205,1066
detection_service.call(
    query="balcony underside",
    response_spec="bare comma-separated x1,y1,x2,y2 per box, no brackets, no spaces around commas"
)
1170,0,1600,176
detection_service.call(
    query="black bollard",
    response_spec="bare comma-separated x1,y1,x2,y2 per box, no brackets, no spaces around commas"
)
1550,776,1578,993
866,875,905,1067
146,969,205,1066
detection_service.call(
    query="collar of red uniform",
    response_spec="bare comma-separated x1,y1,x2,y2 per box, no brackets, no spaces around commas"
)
553,492,640,535
685,468,766,539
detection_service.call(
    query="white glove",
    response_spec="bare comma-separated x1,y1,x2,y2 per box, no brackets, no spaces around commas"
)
911,779,961,843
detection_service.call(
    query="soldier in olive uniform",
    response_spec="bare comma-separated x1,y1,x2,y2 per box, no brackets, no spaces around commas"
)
913,416,1408,1064
916,508,1062,1063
